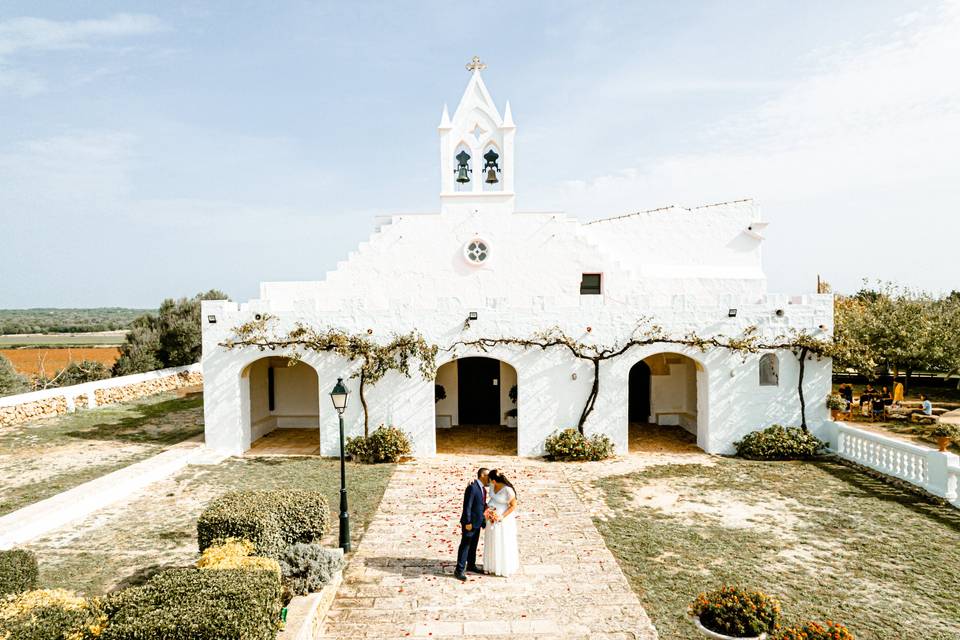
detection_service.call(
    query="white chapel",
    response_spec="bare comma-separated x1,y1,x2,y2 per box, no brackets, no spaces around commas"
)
200,58,834,457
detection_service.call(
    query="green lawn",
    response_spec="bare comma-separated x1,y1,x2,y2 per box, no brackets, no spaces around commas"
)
28,457,395,596
0,392,204,516
593,458,960,640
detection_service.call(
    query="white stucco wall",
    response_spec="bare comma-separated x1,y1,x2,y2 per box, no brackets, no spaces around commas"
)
199,69,833,458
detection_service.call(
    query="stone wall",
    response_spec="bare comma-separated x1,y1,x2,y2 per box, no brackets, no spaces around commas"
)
0,364,202,429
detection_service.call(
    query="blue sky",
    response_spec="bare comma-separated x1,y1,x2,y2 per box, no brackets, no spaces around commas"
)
1,1,957,307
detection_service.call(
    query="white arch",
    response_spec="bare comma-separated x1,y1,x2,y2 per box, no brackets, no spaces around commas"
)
239,355,322,452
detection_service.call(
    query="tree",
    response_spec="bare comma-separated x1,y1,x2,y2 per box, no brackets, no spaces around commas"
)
0,354,29,397
113,290,228,376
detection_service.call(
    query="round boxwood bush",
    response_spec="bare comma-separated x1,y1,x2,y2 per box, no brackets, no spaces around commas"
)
277,543,346,596
0,548,38,596
346,425,411,463
734,425,827,461
544,428,615,461
776,620,855,639
689,585,782,638
101,568,281,640
197,490,329,557
0,588,106,640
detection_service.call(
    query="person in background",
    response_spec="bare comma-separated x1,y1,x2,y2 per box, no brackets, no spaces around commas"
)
920,394,933,416
840,383,854,406
892,380,905,407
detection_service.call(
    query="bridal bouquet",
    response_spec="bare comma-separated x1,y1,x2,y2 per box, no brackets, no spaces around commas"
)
484,508,500,524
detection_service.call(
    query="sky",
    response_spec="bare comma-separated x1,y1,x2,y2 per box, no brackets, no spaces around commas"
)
1,1,958,308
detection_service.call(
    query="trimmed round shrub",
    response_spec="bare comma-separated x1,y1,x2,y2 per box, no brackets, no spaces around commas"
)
277,543,346,596
0,549,38,596
0,588,106,640
196,538,281,576
776,620,855,639
101,568,281,640
734,425,827,461
689,585,782,638
544,428,615,461
346,425,411,463
197,490,329,557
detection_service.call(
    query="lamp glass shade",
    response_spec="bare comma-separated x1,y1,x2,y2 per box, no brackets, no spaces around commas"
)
330,378,349,412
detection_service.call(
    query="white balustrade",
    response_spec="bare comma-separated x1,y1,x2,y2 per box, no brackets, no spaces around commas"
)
834,422,960,507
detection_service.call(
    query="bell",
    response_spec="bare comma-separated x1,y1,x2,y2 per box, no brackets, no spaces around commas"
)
454,149,472,184
485,168,499,184
482,148,500,185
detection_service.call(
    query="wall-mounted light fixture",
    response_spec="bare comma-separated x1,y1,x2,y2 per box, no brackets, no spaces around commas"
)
207,315,217,324
463,311,479,330
728,309,738,318
571,372,578,380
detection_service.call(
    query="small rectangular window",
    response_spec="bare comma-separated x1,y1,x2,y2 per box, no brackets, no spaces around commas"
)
580,273,602,295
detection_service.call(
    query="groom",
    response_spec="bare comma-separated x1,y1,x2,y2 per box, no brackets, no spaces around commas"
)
454,467,489,581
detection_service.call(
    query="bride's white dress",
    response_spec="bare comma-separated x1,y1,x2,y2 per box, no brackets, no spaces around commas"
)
483,486,519,577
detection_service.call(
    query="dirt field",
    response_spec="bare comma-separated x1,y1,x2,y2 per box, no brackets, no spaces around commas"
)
0,347,121,376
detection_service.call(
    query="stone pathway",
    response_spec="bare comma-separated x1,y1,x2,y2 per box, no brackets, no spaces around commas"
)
319,456,658,639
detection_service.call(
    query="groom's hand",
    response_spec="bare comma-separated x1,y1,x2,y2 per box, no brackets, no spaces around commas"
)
464,523,473,531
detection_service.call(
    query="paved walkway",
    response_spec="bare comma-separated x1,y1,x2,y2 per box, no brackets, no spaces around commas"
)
319,456,658,639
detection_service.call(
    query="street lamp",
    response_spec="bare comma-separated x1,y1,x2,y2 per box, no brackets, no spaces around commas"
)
329,378,351,552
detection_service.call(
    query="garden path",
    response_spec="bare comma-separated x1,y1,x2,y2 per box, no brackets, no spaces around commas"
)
319,455,658,640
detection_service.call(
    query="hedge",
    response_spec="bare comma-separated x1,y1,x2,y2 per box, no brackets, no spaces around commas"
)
0,588,105,640
197,490,329,557
0,548,38,596
100,568,282,640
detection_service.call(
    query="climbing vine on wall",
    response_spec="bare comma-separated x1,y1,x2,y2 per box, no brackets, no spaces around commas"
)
449,320,833,433
222,314,438,436
223,315,832,437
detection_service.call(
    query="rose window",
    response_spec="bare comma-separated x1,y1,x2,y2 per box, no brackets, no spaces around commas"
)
464,239,490,264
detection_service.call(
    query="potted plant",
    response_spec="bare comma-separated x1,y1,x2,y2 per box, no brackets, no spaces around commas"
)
504,384,518,428
688,586,781,639
826,393,846,419
931,424,960,452
776,620,854,640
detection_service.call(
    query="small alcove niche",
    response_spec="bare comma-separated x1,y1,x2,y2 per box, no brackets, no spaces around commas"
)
759,353,779,386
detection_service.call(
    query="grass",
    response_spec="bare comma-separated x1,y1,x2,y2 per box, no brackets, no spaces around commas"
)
29,457,395,596
593,457,960,640
0,392,203,515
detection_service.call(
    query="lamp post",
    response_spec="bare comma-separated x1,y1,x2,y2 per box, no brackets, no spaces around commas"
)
329,378,351,552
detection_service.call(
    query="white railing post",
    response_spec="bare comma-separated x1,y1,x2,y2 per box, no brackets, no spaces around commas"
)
926,451,959,500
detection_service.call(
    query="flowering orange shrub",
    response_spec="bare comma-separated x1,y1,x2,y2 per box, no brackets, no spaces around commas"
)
777,620,855,639
689,585,782,637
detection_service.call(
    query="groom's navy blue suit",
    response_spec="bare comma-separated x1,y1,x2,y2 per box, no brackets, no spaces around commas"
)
455,479,486,575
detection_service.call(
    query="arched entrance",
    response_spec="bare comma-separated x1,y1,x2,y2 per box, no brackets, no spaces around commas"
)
435,356,517,455
242,357,321,455
628,353,701,452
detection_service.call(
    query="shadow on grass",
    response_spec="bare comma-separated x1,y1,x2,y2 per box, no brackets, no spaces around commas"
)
112,562,190,592
64,392,203,446
814,459,960,533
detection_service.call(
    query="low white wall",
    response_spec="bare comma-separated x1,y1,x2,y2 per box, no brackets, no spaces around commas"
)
0,363,202,428
818,421,960,509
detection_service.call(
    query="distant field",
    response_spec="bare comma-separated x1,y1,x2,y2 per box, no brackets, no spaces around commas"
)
0,331,127,347
0,308,149,335
0,347,121,376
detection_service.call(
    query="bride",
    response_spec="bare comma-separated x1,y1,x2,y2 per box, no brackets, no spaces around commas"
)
483,469,520,577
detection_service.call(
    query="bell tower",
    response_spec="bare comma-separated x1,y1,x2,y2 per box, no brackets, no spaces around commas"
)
439,57,516,207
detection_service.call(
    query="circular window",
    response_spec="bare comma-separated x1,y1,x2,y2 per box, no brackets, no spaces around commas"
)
463,238,490,265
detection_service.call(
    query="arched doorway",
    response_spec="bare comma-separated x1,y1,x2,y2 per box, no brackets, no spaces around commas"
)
628,353,701,452
435,356,517,455
242,357,321,455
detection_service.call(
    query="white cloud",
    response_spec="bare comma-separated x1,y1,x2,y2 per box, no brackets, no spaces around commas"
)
533,1,960,294
0,13,164,95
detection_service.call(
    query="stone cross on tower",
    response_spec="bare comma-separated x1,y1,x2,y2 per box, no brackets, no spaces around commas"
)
465,56,487,72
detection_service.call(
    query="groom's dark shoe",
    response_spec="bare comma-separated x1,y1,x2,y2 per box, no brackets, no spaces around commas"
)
453,571,467,582
466,565,483,574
